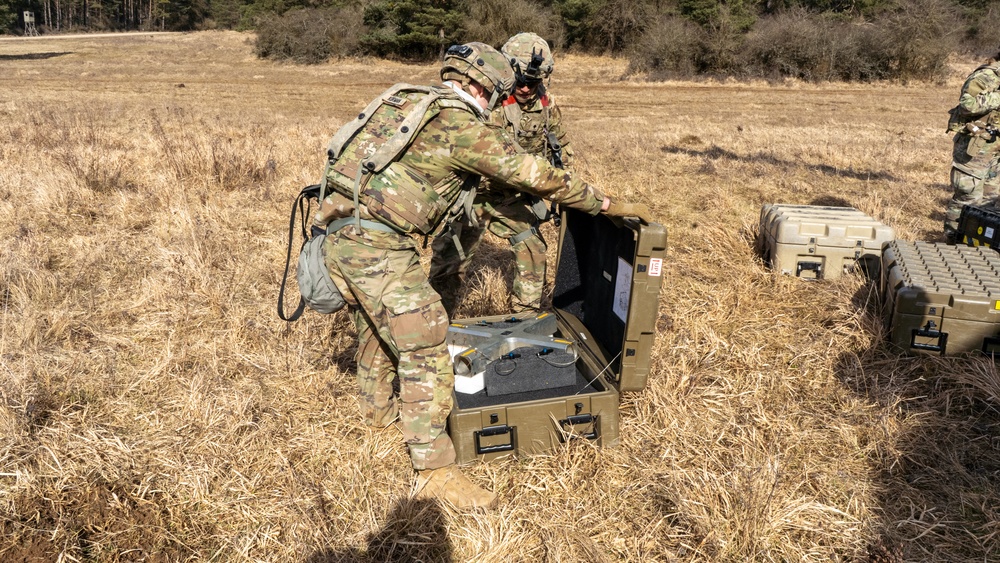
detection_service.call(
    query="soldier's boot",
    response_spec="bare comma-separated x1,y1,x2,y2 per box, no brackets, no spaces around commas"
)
414,465,497,509
944,227,959,246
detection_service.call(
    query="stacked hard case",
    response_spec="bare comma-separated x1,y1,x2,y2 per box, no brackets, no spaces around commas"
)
957,204,1000,252
446,209,667,464
881,240,1000,355
758,204,895,280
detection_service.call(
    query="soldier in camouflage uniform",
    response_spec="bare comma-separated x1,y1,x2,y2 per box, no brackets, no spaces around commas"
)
312,42,651,509
429,33,572,315
945,48,1000,242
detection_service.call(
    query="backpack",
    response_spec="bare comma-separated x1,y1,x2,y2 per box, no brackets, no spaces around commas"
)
277,184,346,322
278,84,483,321
319,83,482,237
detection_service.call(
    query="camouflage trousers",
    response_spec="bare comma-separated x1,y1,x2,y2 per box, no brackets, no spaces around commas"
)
429,195,547,316
324,229,456,470
946,136,1000,237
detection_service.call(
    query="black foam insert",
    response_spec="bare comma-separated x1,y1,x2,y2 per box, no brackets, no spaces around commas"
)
454,369,603,409
552,209,635,375
483,346,578,396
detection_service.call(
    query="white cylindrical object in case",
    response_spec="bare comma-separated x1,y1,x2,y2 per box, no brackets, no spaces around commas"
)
449,344,485,393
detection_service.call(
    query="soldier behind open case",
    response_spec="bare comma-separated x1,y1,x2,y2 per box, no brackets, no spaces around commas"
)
945,46,1000,243
312,42,652,509
428,33,573,315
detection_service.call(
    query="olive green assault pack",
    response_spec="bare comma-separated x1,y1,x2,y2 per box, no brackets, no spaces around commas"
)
279,84,485,321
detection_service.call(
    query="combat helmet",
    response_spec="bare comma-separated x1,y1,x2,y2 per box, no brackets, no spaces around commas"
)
441,42,515,112
502,32,554,85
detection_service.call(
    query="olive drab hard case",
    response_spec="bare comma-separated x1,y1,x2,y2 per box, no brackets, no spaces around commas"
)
957,204,1000,252
758,204,895,280
881,240,1000,356
446,209,667,464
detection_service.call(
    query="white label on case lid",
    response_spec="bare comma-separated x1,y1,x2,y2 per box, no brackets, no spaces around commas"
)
649,258,663,277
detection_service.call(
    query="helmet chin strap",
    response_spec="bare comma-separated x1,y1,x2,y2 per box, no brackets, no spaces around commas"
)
487,88,500,112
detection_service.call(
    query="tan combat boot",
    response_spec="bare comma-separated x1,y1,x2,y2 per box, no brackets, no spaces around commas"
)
414,465,497,509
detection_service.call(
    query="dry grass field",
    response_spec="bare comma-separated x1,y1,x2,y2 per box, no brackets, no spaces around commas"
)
2,31,999,562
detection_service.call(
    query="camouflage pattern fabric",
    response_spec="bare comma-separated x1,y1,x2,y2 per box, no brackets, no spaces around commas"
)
323,90,603,236
502,32,554,81
497,91,573,167
946,63,1000,237
946,153,1000,234
324,229,456,470
315,83,606,470
428,90,573,313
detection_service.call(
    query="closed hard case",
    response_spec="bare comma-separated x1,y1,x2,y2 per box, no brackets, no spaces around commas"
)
957,204,1000,252
881,240,1000,355
759,204,895,280
446,209,667,464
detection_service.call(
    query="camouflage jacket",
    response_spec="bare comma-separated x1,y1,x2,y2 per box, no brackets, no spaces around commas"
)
952,62,1000,129
492,88,573,169
319,83,603,238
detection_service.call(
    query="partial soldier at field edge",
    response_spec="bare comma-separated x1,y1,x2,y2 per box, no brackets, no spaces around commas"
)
945,47,1000,242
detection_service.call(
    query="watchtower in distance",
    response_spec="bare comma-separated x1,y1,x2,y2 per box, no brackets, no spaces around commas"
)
23,11,39,37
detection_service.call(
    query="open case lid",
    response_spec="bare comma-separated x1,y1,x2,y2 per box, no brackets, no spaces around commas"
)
552,209,667,392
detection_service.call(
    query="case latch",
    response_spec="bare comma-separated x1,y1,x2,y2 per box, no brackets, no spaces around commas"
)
982,336,1000,357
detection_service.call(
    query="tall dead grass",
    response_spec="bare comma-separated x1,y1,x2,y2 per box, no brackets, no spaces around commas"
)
0,31,998,562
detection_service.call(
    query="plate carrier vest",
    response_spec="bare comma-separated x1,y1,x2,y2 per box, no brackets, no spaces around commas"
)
320,83,483,236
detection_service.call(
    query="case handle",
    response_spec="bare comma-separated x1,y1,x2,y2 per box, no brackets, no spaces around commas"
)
911,321,947,355
474,424,516,455
559,414,599,441
796,261,823,279
982,336,1000,357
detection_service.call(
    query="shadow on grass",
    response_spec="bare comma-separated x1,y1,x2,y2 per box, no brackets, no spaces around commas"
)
834,281,1000,562
0,51,72,60
307,497,452,562
660,144,901,183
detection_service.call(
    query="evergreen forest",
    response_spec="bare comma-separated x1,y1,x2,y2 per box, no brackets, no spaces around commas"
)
3,0,1000,81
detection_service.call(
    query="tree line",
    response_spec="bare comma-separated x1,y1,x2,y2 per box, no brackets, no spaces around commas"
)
3,0,999,81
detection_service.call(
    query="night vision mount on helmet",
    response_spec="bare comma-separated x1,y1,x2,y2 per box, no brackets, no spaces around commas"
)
502,33,554,85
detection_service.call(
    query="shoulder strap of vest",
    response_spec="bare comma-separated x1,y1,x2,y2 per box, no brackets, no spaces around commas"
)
503,101,523,139
326,83,436,162
973,62,1000,76
366,92,441,173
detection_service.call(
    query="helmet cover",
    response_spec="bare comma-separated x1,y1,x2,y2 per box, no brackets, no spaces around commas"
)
441,42,515,110
502,32,554,83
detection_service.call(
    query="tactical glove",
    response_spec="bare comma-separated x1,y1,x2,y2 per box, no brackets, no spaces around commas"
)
604,199,654,223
